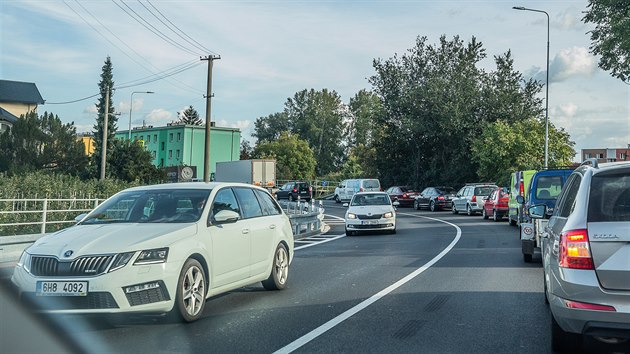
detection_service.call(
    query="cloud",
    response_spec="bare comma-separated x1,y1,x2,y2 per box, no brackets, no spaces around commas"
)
549,47,596,82
84,105,97,114
552,8,588,31
143,108,174,126
558,103,578,117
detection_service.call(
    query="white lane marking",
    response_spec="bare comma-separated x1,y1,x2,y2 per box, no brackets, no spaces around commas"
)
294,214,346,250
275,213,462,354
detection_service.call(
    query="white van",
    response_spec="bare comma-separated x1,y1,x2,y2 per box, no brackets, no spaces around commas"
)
334,178,381,203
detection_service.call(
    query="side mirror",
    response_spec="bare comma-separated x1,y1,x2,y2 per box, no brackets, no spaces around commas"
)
212,210,240,224
516,195,525,204
393,201,400,207
342,203,349,207
528,205,546,219
74,213,88,223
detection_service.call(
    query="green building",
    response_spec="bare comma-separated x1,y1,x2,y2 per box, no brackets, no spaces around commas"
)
115,123,240,179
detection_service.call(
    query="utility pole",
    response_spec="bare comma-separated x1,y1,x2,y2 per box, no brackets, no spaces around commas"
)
201,55,220,182
100,86,110,181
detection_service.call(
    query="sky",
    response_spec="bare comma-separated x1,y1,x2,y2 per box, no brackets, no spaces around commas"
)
1,0,628,162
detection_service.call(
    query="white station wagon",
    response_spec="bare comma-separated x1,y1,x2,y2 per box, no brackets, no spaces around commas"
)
11,182,294,322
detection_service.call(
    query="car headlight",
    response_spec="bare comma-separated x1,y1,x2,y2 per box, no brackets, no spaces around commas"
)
347,213,357,219
134,248,169,265
109,252,135,272
383,212,394,218
17,251,32,273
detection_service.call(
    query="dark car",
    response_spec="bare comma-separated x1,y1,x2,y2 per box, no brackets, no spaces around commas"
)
385,186,417,207
482,187,509,221
414,186,455,211
276,181,312,202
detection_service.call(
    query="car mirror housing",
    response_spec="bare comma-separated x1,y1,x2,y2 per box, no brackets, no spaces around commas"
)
342,203,349,207
528,205,546,219
74,213,88,223
516,195,525,204
392,201,400,207
213,210,240,224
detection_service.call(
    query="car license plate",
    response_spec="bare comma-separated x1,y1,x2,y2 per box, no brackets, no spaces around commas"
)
361,220,379,225
36,281,88,296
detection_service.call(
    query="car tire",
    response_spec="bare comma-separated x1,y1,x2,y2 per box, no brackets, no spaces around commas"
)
334,195,340,203
414,200,420,210
523,253,533,263
429,201,436,212
509,218,517,226
345,228,354,236
492,209,500,222
482,208,489,220
170,258,207,323
389,228,397,235
466,204,474,216
544,272,549,305
262,243,289,290
551,312,581,352
289,194,295,202
452,204,458,214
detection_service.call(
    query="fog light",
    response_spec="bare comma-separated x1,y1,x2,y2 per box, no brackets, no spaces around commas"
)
124,281,162,294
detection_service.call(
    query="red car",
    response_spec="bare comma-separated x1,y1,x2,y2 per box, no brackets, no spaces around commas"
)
385,186,417,207
482,187,509,221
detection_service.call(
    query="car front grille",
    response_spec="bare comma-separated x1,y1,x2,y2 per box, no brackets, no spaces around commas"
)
353,224,391,229
22,292,119,310
31,255,114,277
357,214,382,220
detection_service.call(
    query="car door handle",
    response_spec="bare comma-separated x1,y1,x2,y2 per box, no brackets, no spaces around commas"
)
269,224,276,229
242,228,250,234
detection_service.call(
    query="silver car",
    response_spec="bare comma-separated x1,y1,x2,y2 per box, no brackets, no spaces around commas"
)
530,160,630,351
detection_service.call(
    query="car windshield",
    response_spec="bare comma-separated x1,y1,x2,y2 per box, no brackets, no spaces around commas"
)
80,189,211,224
474,186,496,196
363,180,380,189
437,187,455,194
351,194,390,206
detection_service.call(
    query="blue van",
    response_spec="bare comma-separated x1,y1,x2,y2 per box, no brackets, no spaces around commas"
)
519,168,574,262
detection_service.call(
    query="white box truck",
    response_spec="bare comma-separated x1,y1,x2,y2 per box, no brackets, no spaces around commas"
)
214,159,276,188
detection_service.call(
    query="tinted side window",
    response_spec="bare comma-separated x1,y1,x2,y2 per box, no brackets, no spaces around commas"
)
254,189,282,216
588,172,630,222
557,175,582,218
211,188,241,217
233,188,263,219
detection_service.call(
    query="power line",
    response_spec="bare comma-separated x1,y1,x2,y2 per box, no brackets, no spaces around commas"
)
69,0,203,95
145,0,219,56
113,0,201,56
45,93,101,105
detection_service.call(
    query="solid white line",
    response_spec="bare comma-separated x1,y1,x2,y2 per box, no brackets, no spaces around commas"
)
275,213,462,353
294,234,345,250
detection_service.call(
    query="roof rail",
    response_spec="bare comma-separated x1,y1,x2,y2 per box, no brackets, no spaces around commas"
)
580,158,599,168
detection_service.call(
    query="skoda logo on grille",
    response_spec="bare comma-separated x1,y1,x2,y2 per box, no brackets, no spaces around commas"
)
367,213,373,216
64,250,74,258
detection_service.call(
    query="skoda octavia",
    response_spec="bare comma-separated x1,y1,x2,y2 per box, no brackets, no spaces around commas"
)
12,182,294,322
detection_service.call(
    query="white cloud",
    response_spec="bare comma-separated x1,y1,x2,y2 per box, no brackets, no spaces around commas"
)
143,108,174,126
559,103,578,117
549,47,596,82
84,105,97,114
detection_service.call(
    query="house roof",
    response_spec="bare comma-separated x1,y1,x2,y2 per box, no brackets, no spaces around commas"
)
0,107,18,124
0,80,44,105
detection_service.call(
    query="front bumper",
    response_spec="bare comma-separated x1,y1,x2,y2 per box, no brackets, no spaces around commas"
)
345,218,396,231
11,259,182,314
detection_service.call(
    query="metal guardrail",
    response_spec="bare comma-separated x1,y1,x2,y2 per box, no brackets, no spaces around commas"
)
0,198,325,264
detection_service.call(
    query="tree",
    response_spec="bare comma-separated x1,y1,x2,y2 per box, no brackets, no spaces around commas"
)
253,112,290,143
240,139,254,160
369,35,545,189
0,111,87,176
108,140,164,183
90,56,117,178
253,132,316,180
472,119,575,186
582,0,630,82
177,105,202,125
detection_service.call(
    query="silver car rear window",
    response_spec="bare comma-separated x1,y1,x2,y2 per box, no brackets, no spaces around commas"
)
588,172,630,222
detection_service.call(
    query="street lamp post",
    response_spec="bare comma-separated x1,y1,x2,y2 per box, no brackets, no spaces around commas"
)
128,91,154,140
513,6,550,169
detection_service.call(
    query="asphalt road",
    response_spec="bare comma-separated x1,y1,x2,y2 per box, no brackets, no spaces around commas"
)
2,200,628,353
